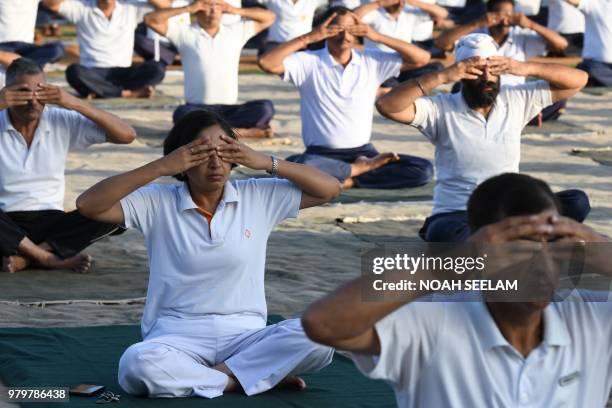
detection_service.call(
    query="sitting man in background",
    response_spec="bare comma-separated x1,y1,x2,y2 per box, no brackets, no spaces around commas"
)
355,0,448,87
302,172,612,408
0,58,135,273
564,0,612,86
145,0,277,138
376,33,589,241
0,0,64,68
43,0,171,99
259,7,433,189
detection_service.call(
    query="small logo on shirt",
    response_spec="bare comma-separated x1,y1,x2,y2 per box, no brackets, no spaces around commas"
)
558,371,580,387
245,229,252,239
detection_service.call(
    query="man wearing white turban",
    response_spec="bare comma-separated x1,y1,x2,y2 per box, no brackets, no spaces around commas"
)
375,33,590,242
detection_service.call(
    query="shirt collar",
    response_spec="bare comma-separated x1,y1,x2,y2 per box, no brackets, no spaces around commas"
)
1,107,51,135
178,180,239,212
471,302,571,351
321,45,362,68
485,27,515,47
195,22,225,39
94,1,123,19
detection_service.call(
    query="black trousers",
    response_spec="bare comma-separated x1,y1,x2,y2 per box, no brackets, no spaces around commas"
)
65,61,166,98
0,209,122,259
133,23,178,66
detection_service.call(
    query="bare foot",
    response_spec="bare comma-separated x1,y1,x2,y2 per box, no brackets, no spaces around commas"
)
121,86,155,99
2,255,30,273
235,126,274,139
276,375,306,391
341,178,354,189
45,253,94,274
350,153,400,177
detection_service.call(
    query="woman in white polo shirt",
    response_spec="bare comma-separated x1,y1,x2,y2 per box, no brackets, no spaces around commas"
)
76,110,341,399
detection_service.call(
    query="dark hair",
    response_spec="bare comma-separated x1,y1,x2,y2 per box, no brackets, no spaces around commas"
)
5,58,43,85
467,173,561,232
163,109,238,181
486,0,515,11
322,6,352,21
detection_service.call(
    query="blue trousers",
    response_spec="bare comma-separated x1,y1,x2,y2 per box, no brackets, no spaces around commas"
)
420,189,591,242
578,59,612,87
172,100,275,128
133,23,178,66
286,143,433,189
0,41,64,67
65,62,166,98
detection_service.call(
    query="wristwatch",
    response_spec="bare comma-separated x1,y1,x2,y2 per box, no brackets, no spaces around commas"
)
266,156,279,177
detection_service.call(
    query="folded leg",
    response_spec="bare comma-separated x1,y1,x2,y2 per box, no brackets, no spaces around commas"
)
578,59,612,87
118,341,228,398
221,318,334,396
286,152,352,182
0,209,28,257
10,41,64,65
353,153,433,189
65,64,119,98
107,62,166,91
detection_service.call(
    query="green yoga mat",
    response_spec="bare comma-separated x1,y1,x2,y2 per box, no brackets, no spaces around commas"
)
571,148,612,166
0,317,396,408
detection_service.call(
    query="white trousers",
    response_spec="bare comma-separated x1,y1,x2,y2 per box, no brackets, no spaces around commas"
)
118,316,334,398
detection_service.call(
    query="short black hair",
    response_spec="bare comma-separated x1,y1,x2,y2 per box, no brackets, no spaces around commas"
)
163,109,238,181
467,173,561,232
486,0,515,11
322,6,352,21
5,58,43,86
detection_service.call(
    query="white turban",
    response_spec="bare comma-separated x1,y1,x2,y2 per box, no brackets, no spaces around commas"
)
455,33,499,62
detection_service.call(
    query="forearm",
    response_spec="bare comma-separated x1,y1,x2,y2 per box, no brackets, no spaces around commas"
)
258,34,308,73
435,20,481,50
144,4,192,34
526,21,568,51
77,161,163,218
42,0,63,13
523,61,586,89
68,100,136,144
377,70,444,116
373,33,430,67
231,6,275,26
412,1,448,20
0,51,19,67
275,159,341,200
148,0,172,9
354,1,380,18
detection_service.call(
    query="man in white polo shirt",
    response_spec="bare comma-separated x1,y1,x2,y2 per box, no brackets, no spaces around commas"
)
565,0,612,86
547,0,584,56
376,33,590,241
43,0,171,98
259,7,433,189
302,172,612,408
255,0,328,55
0,58,135,273
354,0,447,86
145,0,277,138
0,0,65,67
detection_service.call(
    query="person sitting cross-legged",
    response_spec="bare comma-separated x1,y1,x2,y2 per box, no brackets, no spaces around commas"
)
43,0,172,99
0,58,136,273
258,7,433,189
145,0,277,138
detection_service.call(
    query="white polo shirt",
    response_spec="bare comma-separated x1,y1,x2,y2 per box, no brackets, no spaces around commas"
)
406,0,435,42
0,107,107,212
411,80,552,215
259,0,327,43
0,0,39,43
579,0,612,63
362,7,417,53
59,0,150,68
351,291,612,408
484,26,547,86
547,0,584,35
120,178,302,339
166,20,255,105
283,46,402,148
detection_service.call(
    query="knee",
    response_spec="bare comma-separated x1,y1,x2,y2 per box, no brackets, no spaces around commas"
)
173,104,195,123
65,64,85,86
558,189,591,222
425,218,469,242
410,158,433,185
118,343,172,397
48,42,65,61
253,99,275,124
148,61,166,83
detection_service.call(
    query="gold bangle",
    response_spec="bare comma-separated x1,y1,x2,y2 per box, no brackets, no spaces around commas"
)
415,78,426,96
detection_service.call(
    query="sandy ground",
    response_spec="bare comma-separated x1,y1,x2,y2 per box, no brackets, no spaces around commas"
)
0,71,611,329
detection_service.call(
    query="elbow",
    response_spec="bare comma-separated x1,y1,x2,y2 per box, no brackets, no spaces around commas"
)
577,69,589,89
262,11,276,30
417,51,431,67
76,194,94,219
116,126,137,144
301,307,336,347
257,56,279,74
375,98,391,119
434,37,452,52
